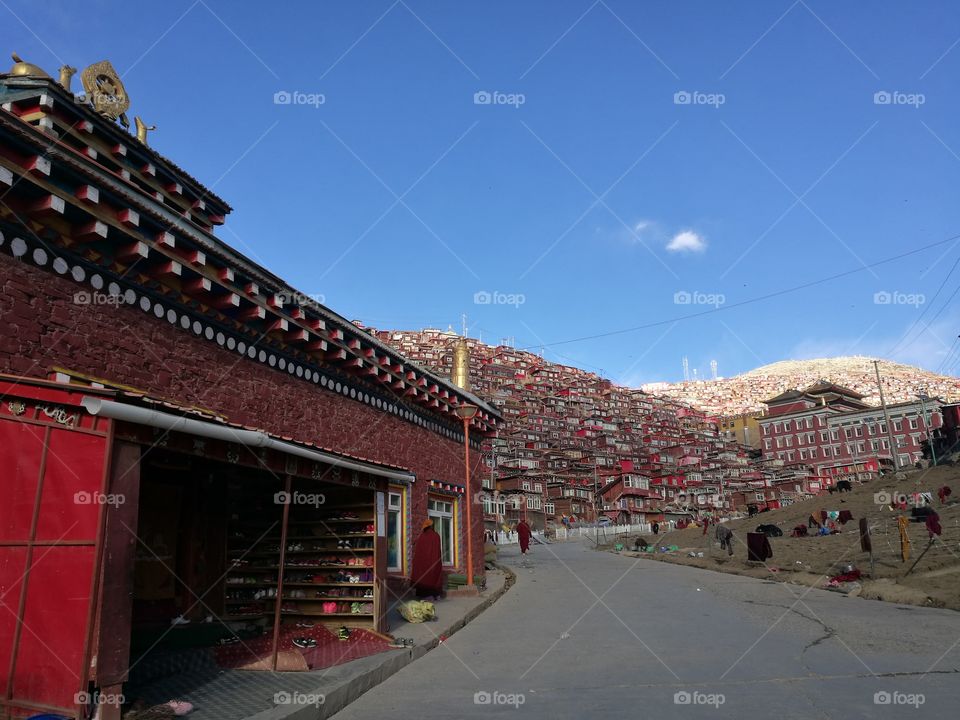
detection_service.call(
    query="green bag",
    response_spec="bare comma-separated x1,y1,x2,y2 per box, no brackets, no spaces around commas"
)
399,600,436,623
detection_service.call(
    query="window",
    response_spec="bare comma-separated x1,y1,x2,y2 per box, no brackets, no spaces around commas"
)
909,418,918,429
428,498,455,566
387,490,405,572
522,481,531,491
534,483,543,493
545,503,555,515
820,431,829,442
806,418,813,429
893,420,902,432
799,449,807,460
830,430,839,441
855,426,863,437
527,495,542,510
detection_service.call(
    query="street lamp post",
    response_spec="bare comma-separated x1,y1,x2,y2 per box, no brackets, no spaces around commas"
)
456,403,479,588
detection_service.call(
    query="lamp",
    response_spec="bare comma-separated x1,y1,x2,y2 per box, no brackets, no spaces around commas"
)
456,403,478,587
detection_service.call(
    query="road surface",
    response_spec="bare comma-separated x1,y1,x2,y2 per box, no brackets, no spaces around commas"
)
334,540,959,718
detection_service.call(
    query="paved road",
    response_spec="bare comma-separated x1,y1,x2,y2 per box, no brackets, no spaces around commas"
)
334,541,959,719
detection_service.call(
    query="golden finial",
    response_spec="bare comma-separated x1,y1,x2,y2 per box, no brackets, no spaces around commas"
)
9,52,51,78
135,116,156,145
58,65,77,92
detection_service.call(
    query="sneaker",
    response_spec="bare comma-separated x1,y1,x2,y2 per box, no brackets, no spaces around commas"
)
292,637,317,649
336,626,351,641
388,638,406,649
217,636,239,646
170,615,190,626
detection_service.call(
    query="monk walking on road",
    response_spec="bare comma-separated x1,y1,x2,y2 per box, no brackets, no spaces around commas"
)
411,518,443,599
516,518,532,556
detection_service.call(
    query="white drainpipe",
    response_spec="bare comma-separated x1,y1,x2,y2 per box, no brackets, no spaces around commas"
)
81,396,415,483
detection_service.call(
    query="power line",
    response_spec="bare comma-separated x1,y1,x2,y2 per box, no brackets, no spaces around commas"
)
884,246,960,359
517,232,960,351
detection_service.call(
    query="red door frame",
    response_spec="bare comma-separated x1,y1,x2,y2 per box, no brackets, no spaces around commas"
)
0,377,115,719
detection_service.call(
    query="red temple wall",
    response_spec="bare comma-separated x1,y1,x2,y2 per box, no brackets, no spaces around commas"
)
0,253,485,580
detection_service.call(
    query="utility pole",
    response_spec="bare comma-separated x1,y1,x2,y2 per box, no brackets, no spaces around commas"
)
594,460,599,547
918,390,937,466
873,360,901,471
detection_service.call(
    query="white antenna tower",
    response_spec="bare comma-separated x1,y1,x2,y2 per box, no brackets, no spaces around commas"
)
710,359,718,381
461,313,468,337
682,356,690,382
693,368,698,381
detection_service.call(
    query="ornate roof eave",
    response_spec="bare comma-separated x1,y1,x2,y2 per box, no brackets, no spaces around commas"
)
0,106,500,433
0,76,232,214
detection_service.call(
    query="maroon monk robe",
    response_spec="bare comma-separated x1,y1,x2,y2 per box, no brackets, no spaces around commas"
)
411,527,444,598
517,520,532,553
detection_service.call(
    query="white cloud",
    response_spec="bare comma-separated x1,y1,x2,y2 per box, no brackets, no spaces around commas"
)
666,230,707,253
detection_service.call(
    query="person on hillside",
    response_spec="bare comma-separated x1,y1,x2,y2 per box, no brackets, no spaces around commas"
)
411,519,444,600
652,522,660,535
516,518,532,555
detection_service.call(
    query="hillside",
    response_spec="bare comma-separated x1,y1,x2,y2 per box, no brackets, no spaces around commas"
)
624,465,960,610
641,356,960,416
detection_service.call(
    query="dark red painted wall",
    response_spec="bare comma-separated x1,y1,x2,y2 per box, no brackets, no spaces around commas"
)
0,254,485,580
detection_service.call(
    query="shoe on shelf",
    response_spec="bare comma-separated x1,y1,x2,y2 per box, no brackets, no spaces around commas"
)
336,626,351,641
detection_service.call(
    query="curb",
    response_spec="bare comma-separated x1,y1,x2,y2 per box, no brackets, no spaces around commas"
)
248,565,517,720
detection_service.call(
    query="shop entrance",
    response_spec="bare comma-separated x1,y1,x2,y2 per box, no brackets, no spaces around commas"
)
121,447,385,713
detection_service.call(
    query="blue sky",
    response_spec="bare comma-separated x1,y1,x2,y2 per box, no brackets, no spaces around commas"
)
6,0,960,384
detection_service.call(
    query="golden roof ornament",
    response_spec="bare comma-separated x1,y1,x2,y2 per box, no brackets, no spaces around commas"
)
58,65,77,92
9,52,50,78
135,117,156,146
80,59,130,127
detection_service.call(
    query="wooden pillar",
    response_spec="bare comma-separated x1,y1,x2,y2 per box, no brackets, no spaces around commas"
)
270,475,292,671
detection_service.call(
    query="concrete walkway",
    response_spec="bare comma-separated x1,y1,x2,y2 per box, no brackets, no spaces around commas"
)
332,540,960,719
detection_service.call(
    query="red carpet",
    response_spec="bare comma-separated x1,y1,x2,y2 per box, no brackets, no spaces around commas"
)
215,625,392,671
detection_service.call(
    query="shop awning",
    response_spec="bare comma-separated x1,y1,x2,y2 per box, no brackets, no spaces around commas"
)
81,396,416,483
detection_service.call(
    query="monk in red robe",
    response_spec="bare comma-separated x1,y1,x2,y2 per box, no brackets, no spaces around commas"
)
516,519,532,555
411,518,443,599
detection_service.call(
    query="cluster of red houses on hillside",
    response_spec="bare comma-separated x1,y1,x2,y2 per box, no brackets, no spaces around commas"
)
370,329,857,532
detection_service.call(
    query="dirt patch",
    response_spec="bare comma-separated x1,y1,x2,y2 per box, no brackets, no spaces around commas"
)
616,465,960,610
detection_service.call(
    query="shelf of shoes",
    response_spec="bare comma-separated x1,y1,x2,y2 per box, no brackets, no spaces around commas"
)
223,501,378,625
